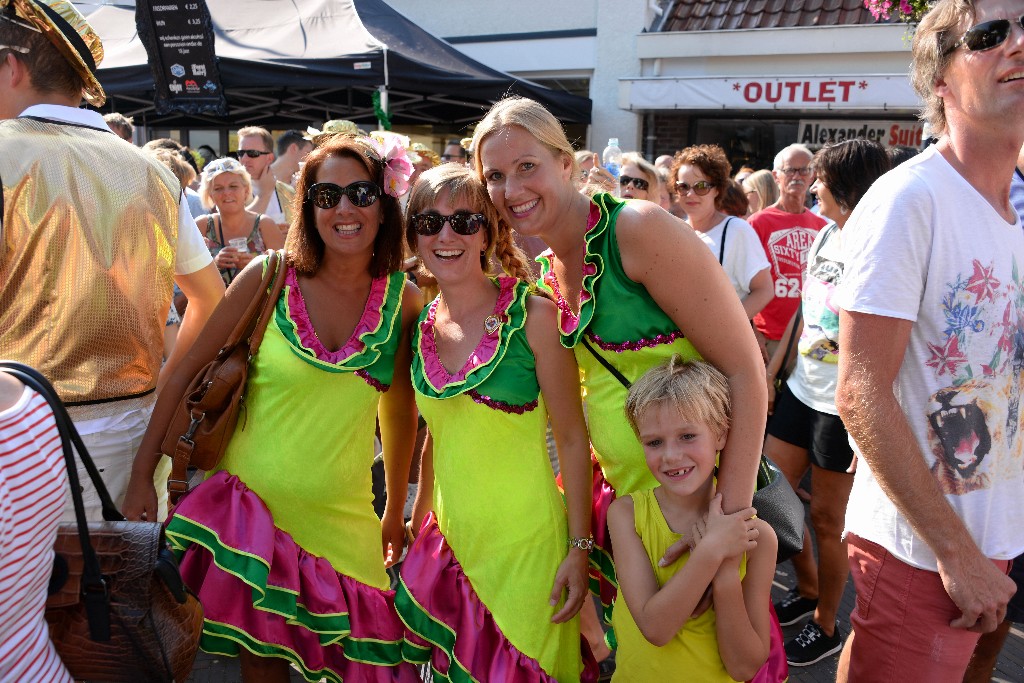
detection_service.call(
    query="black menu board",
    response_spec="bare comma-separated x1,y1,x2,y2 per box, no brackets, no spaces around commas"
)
135,0,228,116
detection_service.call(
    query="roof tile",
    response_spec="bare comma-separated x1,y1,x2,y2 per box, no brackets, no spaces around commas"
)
662,0,878,31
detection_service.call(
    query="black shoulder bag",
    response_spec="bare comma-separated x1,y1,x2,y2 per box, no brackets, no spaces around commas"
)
0,362,203,681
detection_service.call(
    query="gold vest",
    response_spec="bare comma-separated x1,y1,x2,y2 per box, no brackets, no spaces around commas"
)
0,117,178,405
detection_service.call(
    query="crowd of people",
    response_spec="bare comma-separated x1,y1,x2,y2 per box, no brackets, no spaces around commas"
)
2,0,1023,682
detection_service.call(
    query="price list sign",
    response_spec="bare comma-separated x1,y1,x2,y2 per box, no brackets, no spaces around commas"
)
136,0,227,116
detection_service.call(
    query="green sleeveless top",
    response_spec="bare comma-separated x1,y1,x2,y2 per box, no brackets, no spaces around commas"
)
537,193,701,494
216,263,406,590
410,277,583,682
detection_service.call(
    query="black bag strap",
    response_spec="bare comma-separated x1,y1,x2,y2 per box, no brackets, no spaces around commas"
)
0,362,120,641
717,217,733,265
580,335,632,389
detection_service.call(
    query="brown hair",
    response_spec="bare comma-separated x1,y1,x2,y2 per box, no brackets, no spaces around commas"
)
719,180,750,218
149,148,196,189
625,355,732,441
236,126,274,153
0,13,83,100
285,136,404,278
911,0,976,136
670,144,732,211
405,164,531,281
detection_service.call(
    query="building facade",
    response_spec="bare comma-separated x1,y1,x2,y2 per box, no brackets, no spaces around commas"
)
388,0,918,167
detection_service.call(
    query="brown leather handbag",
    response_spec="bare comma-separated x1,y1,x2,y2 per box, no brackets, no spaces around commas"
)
0,362,204,682
162,250,286,503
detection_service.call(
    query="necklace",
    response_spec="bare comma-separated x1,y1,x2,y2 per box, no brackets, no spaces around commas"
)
437,293,504,336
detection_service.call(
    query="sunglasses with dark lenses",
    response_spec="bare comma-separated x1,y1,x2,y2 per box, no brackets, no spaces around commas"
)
945,14,1024,55
411,211,487,236
619,175,650,191
306,181,382,209
234,149,273,159
674,180,713,196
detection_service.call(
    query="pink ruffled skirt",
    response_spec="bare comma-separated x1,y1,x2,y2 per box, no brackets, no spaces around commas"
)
165,471,419,683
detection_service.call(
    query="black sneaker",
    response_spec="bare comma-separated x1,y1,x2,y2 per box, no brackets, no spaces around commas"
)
785,620,842,667
774,587,818,626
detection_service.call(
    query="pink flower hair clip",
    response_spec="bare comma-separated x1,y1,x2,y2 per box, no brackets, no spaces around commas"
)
366,131,415,199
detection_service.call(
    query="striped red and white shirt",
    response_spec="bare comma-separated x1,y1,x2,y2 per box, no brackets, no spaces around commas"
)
0,386,72,682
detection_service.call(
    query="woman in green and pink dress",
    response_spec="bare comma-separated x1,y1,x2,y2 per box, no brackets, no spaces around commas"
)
397,164,596,682
473,98,768,659
124,135,422,683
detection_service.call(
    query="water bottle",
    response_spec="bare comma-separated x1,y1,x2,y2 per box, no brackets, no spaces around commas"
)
602,138,622,179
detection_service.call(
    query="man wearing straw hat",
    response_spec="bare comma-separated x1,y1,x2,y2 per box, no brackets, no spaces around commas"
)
0,0,224,522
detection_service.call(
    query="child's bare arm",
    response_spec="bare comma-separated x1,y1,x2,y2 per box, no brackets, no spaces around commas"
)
713,518,776,681
609,496,748,647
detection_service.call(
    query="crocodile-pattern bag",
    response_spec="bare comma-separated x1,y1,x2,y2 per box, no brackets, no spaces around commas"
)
0,362,203,682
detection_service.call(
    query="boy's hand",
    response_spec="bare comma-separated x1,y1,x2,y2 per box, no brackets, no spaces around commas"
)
702,494,759,561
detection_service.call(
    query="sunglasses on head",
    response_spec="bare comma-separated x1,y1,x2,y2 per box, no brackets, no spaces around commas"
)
619,175,650,191
234,149,272,159
306,181,382,209
204,158,245,176
411,211,487,236
945,14,1024,55
674,180,713,196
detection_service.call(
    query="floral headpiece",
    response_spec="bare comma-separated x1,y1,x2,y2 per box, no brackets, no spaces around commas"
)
365,131,415,199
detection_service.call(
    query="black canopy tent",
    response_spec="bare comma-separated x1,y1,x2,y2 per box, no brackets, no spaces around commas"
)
80,0,591,129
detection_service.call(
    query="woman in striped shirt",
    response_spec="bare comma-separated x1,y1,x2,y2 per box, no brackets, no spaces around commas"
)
0,373,71,682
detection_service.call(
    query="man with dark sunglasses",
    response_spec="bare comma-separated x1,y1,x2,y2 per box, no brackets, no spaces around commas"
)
236,125,291,234
834,1,1024,680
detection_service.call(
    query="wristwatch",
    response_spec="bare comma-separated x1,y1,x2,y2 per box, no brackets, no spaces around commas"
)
569,536,595,552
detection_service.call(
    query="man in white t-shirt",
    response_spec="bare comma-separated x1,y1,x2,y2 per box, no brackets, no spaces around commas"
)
833,0,1024,680
0,0,224,522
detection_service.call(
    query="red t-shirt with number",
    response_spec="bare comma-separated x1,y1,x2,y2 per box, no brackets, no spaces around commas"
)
749,205,827,340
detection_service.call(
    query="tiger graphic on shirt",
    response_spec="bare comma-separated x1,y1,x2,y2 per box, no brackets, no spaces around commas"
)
926,257,1024,495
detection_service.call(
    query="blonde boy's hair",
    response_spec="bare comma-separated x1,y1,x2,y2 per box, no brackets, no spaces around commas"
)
624,356,731,440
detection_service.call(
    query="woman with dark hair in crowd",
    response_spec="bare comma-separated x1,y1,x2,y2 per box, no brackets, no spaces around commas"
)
124,135,422,683
672,144,773,321
472,97,766,662
398,164,594,682
765,139,890,667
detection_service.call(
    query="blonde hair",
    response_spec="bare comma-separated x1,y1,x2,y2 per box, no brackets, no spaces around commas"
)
620,152,658,189
742,169,779,212
405,164,531,281
911,0,976,136
471,96,581,188
625,356,732,441
198,159,253,208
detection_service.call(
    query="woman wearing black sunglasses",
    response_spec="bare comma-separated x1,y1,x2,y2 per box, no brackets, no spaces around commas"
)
397,164,594,682
618,152,658,201
473,98,767,664
124,135,422,683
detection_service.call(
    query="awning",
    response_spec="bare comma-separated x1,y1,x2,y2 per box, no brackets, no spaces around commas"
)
621,74,919,113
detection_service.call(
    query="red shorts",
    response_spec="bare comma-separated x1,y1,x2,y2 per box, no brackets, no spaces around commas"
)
845,533,1010,682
